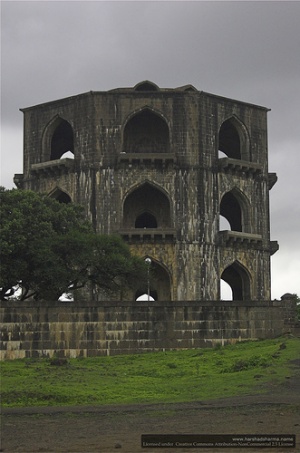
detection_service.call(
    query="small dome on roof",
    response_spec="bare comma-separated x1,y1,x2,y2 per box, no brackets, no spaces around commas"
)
134,81,159,91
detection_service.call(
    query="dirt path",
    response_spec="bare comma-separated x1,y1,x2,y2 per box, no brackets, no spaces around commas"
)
1,364,300,453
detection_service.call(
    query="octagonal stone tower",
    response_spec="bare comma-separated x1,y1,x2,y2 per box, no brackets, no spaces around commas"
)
14,81,278,301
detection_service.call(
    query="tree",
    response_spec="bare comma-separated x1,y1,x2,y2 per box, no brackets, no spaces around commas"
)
0,188,147,301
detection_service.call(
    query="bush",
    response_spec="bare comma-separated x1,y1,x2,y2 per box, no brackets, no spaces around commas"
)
49,357,69,367
224,355,272,373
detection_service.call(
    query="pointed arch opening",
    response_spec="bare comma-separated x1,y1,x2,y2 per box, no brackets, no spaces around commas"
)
50,120,74,160
123,108,170,154
42,117,74,162
123,182,172,229
220,189,251,233
218,117,250,161
221,261,251,300
220,192,242,232
135,259,171,301
135,211,158,228
49,188,72,204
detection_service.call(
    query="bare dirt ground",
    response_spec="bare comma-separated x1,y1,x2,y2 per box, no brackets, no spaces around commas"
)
1,361,300,453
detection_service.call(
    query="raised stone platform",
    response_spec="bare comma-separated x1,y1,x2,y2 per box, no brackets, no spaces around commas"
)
1,299,297,360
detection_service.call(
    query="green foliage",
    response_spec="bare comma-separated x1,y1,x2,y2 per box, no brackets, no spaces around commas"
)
0,188,147,300
1,337,299,407
88,234,147,294
222,355,271,372
293,294,300,320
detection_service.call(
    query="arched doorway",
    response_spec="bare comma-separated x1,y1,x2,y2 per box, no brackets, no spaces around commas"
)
218,117,250,161
135,212,158,228
50,120,74,160
123,108,170,154
220,189,251,233
123,182,172,229
220,191,242,232
135,259,171,301
221,261,251,300
48,188,72,204
42,117,74,162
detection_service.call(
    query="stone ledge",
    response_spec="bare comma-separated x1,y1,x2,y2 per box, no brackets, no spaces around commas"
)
0,299,288,308
31,158,75,174
218,157,262,175
117,152,176,167
118,228,176,242
219,230,262,245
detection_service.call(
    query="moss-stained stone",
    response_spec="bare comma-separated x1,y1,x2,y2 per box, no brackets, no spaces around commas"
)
15,82,278,302
0,298,298,360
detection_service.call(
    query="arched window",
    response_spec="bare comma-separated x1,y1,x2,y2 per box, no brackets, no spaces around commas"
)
218,117,250,161
220,192,242,232
183,85,197,92
123,182,171,229
135,212,157,228
48,188,72,204
50,120,74,160
42,117,74,162
220,189,251,233
135,259,171,301
123,109,170,154
221,261,251,300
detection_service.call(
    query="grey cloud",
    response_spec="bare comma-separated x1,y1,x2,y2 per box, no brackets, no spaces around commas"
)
1,0,299,298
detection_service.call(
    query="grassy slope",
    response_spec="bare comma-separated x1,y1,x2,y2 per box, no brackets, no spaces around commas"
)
1,337,299,407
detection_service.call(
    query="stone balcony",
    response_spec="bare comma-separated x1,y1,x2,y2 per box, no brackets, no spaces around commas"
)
117,152,176,168
118,228,176,243
218,158,262,176
30,158,75,175
219,230,263,245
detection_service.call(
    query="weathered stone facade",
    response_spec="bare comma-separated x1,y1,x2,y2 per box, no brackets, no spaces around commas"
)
14,81,278,301
1,298,298,360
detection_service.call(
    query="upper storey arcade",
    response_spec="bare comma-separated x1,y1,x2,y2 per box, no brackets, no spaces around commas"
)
15,81,273,187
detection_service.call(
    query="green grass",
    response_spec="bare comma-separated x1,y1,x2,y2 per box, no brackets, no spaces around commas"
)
1,337,299,408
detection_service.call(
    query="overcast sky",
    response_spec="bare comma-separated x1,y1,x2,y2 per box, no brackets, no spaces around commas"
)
1,1,299,299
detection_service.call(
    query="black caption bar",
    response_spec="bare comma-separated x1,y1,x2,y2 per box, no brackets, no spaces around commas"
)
141,434,296,448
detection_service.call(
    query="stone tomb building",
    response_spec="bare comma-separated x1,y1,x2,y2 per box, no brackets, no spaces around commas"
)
14,81,278,302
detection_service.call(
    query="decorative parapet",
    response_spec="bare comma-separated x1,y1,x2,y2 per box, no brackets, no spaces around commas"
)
218,158,262,176
219,230,262,245
117,152,176,168
30,158,75,175
118,228,176,243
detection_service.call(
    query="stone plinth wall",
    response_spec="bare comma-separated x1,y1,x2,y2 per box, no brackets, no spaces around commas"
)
0,299,297,360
